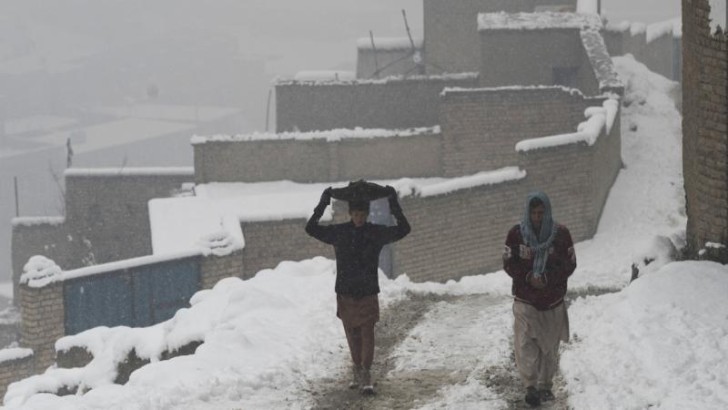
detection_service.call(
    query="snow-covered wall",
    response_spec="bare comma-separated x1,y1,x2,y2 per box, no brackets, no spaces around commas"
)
439,86,597,175
193,127,443,184
682,0,728,261
275,74,478,133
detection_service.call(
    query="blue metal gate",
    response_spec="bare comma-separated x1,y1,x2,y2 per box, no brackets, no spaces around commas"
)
64,257,201,335
369,198,394,277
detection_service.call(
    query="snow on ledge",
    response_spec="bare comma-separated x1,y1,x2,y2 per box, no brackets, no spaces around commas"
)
396,167,527,198
515,98,619,152
0,348,33,364
356,37,423,50
275,72,478,86
441,84,585,98
191,126,441,145
62,250,203,284
293,71,355,82
20,256,63,288
64,167,194,177
477,11,602,31
12,216,65,227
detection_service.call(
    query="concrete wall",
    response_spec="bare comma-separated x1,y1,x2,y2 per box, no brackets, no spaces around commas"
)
193,132,442,184
440,87,593,176
682,0,728,261
478,28,599,94
275,75,478,133
423,0,578,74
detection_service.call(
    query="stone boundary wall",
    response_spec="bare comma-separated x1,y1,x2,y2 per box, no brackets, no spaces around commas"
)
275,75,479,133
439,87,596,177
682,0,728,261
193,132,442,184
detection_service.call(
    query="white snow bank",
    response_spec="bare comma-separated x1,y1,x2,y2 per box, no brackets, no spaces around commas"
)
515,98,619,152
441,84,585,98
19,256,62,288
393,167,526,198
356,37,423,50
477,11,602,31
190,126,440,144
563,261,728,409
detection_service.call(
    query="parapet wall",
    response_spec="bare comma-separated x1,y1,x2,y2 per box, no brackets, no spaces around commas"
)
275,74,478,133
193,129,443,184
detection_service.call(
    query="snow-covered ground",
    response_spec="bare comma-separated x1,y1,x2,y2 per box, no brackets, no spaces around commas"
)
5,56,726,410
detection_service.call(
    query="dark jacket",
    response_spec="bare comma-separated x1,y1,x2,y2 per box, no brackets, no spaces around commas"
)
306,198,410,297
503,223,576,310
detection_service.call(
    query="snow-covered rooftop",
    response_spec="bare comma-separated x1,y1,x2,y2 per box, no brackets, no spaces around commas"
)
477,11,603,31
148,169,525,256
275,72,478,86
356,37,423,50
440,84,585,98
64,167,194,177
190,126,440,145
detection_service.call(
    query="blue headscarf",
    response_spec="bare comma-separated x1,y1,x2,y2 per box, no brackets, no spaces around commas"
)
519,191,557,278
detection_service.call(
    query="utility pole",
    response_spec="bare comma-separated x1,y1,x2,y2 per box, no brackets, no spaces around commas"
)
14,176,19,217
369,30,380,78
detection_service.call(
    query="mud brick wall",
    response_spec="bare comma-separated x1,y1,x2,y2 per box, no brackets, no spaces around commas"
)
682,0,728,260
193,132,442,184
396,180,527,283
275,76,478,133
240,219,334,278
440,87,592,177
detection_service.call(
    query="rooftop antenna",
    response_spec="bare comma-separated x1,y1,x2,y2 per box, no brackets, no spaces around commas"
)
369,30,380,78
402,9,424,74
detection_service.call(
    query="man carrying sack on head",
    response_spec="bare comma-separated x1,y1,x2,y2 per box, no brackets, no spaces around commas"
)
305,181,410,396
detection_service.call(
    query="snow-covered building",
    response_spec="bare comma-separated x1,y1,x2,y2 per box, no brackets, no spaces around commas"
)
3,2,631,397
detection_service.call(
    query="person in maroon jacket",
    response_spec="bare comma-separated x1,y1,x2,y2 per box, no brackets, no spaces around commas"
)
306,185,410,395
503,191,576,407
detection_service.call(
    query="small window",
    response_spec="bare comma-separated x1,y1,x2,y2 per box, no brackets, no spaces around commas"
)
553,66,579,87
